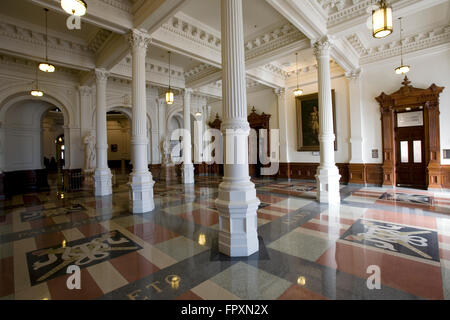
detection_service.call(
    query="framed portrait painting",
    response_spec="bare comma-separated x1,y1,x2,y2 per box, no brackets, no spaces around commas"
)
296,90,337,151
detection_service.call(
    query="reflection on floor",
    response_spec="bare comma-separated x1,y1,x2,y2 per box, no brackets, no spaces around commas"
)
1,176,449,300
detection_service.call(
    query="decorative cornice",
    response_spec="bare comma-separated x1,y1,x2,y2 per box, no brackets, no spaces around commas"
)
88,29,113,54
317,0,401,27
161,16,221,52
184,63,220,83
0,20,94,56
244,23,306,61
347,24,450,65
99,0,133,14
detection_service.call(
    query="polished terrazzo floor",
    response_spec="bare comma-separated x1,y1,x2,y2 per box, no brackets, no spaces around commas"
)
1,174,450,300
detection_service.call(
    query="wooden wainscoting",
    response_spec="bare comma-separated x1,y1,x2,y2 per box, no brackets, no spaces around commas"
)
348,163,383,186
276,163,349,184
442,165,450,189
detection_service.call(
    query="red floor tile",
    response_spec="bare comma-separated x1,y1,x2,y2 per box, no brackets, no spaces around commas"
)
35,232,66,250
316,241,443,300
277,284,327,300
439,248,450,260
127,222,178,245
77,223,108,238
301,221,346,236
363,209,437,230
264,205,292,214
110,252,159,283
438,234,450,244
0,257,14,298
175,290,203,300
180,209,219,226
257,211,280,221
319,215,356,226
256,194,286,204
29,217,55,229
47,268,104,300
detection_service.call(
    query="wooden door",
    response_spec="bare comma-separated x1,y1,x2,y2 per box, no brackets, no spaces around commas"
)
395,125,426,189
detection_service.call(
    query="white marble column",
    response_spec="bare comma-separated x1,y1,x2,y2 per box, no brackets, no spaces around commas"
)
94,69,112,196
314,36,341,204
346,69,364,164
182,88,195,184
215,0,260,257
128,29,155,213
275,88,289,163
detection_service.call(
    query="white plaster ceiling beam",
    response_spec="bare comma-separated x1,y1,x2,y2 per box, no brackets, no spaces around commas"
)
265,0,327,40
26,0,133,34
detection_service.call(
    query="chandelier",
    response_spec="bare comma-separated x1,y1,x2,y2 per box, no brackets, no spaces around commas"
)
39,8,55,73
165,51,174,105
395,17,410,75
61,0,87,16
293,53,303,97
372,0,393,39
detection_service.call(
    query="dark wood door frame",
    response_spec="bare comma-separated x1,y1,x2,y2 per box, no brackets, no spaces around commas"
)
376,76,445,189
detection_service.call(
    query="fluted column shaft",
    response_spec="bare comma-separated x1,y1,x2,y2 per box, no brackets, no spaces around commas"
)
95,70,109,170
94,68,112,196
131,32,150,173
314,36,341,204
128,28,155,213
182,88,195,184
215,0,260,257
183,89,193,165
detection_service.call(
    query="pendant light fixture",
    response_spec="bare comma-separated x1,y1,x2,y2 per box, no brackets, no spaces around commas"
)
31,64,44,97
165,51,174,105
395,17,410,75
372,0,393,39
293,53,303,97
39,8,56,73
61,0,87,16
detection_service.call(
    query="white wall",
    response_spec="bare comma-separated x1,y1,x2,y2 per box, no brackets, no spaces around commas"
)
209,88,279,129
360,48,450,164
285,76,350,164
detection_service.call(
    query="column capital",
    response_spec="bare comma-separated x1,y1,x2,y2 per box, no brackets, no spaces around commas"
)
128,28,152,50
345,69,361,80
94,68,110,82
78,85,92,96
274,88,285,96
313,35,333,58
183,88,193,97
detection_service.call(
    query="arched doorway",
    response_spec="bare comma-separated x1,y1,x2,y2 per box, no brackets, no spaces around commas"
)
2,99,67,194
107,110,131,184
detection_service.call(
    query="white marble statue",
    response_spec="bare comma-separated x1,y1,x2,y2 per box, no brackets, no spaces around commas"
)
83,131,96,171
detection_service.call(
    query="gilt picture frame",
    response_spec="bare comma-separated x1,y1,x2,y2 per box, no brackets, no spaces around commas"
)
296,90,337,151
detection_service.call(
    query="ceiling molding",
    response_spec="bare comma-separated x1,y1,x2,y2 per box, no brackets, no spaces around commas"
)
346,24,450,65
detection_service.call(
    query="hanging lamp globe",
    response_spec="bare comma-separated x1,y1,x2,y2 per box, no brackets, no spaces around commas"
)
30,89,44,97
39,62,55,73
395,65,410,75
165,88,174,105
372,0,393,39
61,0,87,16
293,88,303,97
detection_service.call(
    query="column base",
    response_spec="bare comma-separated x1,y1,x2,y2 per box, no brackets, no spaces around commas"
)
94,168,112,196
315,166,341,204
215,178,260,257
182,164,195,184
128,172,155,214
